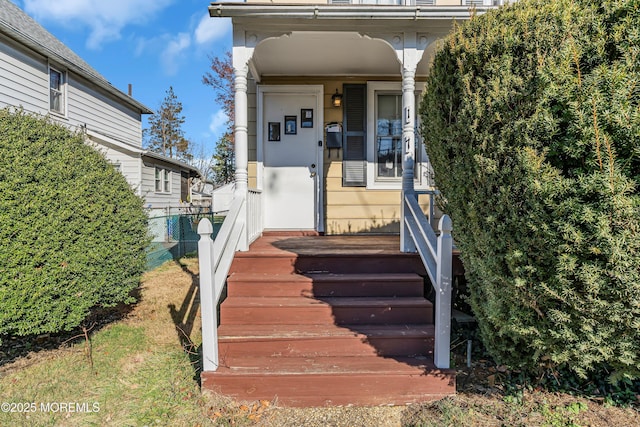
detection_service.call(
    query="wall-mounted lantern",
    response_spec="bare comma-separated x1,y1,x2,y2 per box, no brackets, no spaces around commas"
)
331,89,343,108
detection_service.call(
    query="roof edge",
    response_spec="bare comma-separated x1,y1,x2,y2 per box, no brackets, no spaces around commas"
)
142,151,202,176
208,3,489,19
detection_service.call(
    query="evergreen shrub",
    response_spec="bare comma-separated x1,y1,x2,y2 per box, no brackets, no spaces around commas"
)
421,0,640,380
0,109,149,344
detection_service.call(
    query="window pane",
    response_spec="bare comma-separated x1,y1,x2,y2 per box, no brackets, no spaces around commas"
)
155,168,162,192
376,93,402,179
50,91,61,113
50,70,61,90
163,170,170,192
49,69,64,113
377,137,395,177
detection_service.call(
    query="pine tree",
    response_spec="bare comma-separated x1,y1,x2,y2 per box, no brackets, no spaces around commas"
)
144,86,190,160
212,132,234,186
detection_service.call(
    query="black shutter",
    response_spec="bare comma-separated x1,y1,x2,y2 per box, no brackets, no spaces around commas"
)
342,84,367,187
181,171,189,202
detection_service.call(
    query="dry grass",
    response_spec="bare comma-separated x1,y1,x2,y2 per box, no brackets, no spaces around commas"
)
0,258,638,426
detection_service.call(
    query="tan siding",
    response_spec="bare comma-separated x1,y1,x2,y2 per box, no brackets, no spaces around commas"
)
327,190,401,205
325,167,403,234
248,79,257,160
326,219,400,235
248,161,258,189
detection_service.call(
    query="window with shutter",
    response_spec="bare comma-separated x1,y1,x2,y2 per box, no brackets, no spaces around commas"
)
342,84,367,186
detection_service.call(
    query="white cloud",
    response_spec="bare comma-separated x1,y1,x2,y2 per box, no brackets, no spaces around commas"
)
160,32,191,75
209,109,229,138
23,0,174,49
133,13,231,75
194,14,231,46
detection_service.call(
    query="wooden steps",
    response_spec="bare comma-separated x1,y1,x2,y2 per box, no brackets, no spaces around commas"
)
217,324,435,357
227,272,425,297
201,235,455,407
203,356,453,407
220,296,433,325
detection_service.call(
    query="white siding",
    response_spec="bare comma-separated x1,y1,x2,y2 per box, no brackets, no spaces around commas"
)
0,34,143,149
140,160,184,209
0,35,48,113
67,76,142,146
0,34,150,200
88,138,142,194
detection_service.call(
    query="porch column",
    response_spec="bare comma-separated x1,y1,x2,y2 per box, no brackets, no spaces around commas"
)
400,65,417,252
400,33,419,253
233,61,249,251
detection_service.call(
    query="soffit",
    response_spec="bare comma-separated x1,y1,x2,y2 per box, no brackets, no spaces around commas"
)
249,31,442,77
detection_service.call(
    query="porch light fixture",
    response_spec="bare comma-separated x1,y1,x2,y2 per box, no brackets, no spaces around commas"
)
331,89,343,108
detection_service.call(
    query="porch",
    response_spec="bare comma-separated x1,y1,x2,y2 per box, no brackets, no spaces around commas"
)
200,233,457,406
198,0,476,406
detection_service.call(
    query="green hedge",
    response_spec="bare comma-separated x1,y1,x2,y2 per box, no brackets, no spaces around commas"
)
0,109,149,343
421,0,640,380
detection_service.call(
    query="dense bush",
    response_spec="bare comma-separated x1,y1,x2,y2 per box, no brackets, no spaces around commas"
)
421,0,640,380
0,109,148,343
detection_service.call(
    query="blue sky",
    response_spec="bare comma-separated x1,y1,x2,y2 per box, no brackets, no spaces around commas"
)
11,0,233,156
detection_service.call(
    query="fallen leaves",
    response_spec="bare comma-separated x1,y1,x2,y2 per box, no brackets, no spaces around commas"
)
208,398,272,424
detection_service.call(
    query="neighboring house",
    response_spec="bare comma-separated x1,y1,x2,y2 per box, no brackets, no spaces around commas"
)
190,178,214,209
0,0,199,211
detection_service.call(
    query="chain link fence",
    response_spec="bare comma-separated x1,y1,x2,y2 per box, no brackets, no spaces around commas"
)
146,206,225,270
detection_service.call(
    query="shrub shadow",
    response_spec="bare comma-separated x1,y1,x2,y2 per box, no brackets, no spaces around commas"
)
0,288,140,370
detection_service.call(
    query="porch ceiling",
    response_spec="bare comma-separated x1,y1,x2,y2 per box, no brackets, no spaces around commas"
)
251,31,439,78
213,3,475,77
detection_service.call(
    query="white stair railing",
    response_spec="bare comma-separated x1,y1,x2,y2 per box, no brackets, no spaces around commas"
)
404,192,453,369
197,188,264,372
197,196,245,372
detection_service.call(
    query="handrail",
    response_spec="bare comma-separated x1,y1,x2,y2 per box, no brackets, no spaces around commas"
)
405,195,438,274
197,196,246,371
404,193,453,369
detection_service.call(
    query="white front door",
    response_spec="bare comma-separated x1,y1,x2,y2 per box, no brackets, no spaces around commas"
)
261,88,323,230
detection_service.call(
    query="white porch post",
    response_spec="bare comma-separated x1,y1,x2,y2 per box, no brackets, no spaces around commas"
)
400,65,417,252
400,33,420,253
232,35,252,251
233,65,248,251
